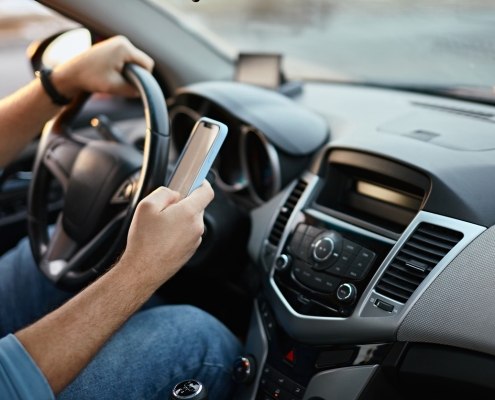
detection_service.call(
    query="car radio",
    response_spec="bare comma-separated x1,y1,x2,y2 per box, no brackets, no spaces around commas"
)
273,214,394,318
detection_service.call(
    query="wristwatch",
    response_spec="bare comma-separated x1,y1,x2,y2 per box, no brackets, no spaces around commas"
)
36,68,72,106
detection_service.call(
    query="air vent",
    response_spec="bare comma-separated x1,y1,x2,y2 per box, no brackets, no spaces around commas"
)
375,223,463,303
268,180,307,246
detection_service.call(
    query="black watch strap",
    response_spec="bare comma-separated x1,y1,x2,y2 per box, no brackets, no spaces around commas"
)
36,69,72,106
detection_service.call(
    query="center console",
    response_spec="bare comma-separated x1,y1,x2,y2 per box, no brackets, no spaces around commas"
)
274,218,392,318
236,148,486,400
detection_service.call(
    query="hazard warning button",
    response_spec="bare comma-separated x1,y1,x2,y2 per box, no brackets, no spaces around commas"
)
284,349,295,365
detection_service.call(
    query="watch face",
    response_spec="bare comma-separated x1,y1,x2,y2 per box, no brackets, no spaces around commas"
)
173,380,202,398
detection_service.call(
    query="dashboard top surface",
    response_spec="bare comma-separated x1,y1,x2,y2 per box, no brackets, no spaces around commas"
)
297,82,495,227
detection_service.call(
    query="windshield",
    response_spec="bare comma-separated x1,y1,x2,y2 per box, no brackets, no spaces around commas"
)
151,0,495,89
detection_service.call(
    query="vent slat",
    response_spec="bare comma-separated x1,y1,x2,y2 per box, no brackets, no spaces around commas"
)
375,283,410,303
416,225,463,244
375,223,463,304
380,276,416,293
387,265,425,285
401,247,441,264
413,233,453,251
267,180,307,246
406,240,449,257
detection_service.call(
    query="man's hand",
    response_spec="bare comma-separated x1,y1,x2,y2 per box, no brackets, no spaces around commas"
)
121,182,215,286
0,35,154,168
52,35,155,99
15,182,214,395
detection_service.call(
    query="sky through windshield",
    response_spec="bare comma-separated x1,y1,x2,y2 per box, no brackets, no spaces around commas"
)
154,0,495,88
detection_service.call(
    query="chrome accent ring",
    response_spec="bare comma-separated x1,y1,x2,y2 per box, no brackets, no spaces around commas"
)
313,237,335,262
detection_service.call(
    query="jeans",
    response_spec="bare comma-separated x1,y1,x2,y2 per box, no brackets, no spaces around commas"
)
0,237,242,399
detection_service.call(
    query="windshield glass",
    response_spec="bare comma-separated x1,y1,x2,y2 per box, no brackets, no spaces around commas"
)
151,0,495,89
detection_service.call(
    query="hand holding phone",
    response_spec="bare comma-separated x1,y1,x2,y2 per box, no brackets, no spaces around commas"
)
167,117,228,197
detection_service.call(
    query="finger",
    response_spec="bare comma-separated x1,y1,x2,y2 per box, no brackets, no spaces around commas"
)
142,186,181,212
118,36,154,72
128,46,155,72
181,180,214,214
113,82,140,98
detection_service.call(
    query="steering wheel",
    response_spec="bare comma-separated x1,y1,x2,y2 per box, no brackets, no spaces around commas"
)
28,64,169,291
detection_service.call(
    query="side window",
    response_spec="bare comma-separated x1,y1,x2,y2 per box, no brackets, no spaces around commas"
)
0,0,78,99
0,0,78,254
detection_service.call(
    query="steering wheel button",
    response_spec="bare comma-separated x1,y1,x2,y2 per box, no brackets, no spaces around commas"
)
342,239,361,254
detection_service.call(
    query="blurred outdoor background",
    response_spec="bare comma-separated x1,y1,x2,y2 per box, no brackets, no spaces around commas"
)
1,0,495,100
0,0,76,98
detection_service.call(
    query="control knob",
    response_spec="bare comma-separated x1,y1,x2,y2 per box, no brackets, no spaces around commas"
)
336,283,357,304
313,237,335,262
275,254,291,272
232,355,256,384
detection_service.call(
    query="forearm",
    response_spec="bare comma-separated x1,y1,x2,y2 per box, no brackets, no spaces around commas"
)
0,72,71,168
15,256,160,395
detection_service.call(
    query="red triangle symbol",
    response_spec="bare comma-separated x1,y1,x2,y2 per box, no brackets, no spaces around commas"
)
285,349,295,363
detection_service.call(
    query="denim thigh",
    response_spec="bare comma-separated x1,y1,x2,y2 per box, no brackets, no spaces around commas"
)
58,305,242,400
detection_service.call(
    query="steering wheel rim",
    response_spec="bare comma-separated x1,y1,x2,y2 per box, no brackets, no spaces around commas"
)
28,63,170,291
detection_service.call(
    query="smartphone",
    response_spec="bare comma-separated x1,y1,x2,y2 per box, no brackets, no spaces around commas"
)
167,117,228,197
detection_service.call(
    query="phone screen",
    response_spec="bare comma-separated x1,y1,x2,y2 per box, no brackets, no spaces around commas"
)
168,121,220,197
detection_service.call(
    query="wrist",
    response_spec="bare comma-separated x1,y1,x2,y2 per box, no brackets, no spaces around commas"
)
115,253,164,293
51,66,80,99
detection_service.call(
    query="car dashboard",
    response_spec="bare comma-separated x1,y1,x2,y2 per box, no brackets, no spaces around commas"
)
168,81,495,400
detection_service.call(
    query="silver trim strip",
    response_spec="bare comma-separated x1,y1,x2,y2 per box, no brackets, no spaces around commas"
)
234,299,268,400
241,126,282,205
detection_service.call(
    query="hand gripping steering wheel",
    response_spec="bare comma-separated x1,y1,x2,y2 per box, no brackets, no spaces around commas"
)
28,64,169,291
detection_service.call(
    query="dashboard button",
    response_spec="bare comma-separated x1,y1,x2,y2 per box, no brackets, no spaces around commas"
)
342,239,361,254
300,234,314,254
344,268,365,280
350,256,373,272
305,225,323,238
295,224,307,234
326,262,348,277
320,275,340,293
357,248,375,262
338,251,356,267
295,245,310,262
262,365,274,379
293,262,314,287
289,233,303,254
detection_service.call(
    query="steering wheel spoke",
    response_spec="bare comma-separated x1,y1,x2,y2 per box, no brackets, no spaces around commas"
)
42,138,83,192
40,211,127,283
39,214,78,282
